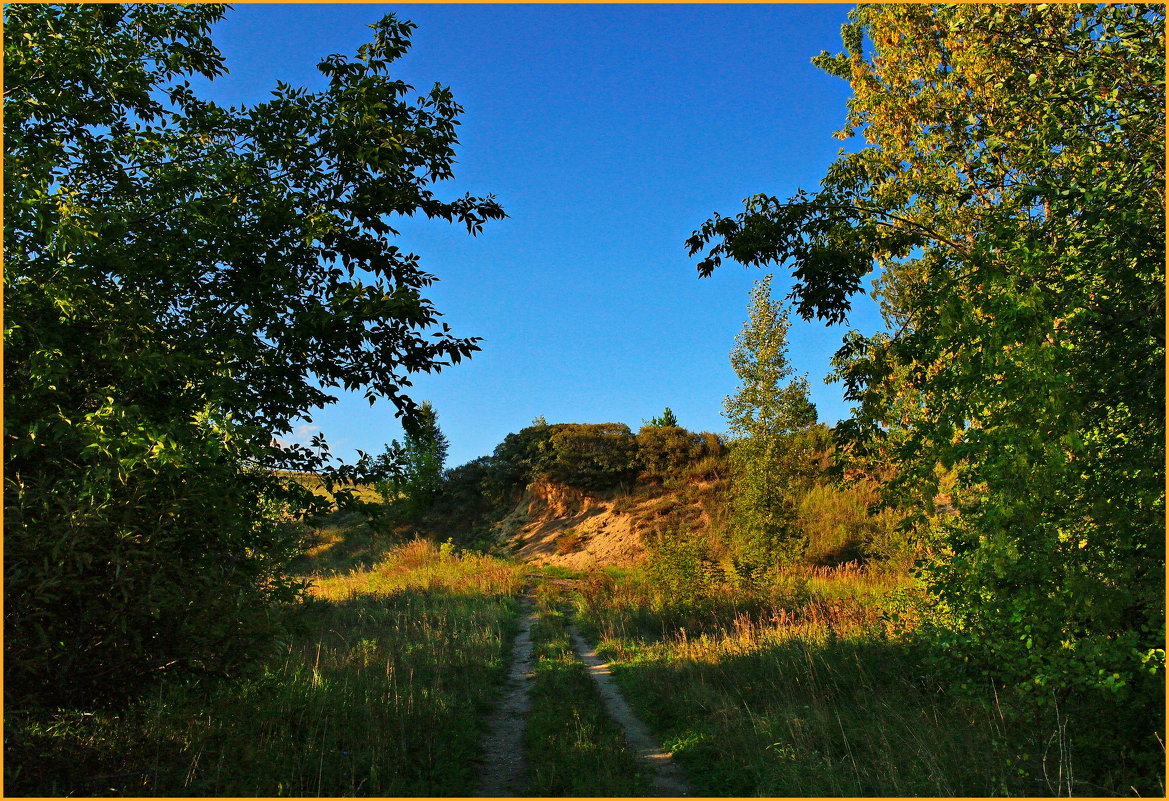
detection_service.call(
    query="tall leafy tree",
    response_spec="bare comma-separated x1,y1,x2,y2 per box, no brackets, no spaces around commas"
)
688,4,1163,783
723,276,817,582
4,4,503,706
376,400,449,518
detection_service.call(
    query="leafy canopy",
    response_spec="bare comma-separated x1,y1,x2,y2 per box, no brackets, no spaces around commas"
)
4,4,502,705
688,6,1164,773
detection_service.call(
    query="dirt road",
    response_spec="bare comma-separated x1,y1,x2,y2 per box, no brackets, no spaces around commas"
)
475,582,691,797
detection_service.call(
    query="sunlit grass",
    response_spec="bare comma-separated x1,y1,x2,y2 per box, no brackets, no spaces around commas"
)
7,535,525,797
571,565,1038,797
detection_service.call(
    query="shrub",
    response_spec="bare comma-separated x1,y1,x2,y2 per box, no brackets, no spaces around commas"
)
635,425,706,476
544,423,639,489
554,529,585,555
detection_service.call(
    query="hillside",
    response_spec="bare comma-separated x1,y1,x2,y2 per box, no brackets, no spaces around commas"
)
496,475,725,569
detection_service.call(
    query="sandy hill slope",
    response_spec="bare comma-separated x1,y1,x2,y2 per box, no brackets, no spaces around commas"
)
495,476,725,569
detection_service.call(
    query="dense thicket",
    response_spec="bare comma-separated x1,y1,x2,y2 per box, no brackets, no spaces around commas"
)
4,5,502,707
688,3,1164,788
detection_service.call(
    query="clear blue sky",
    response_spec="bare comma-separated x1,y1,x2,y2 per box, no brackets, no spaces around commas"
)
192,3,884,469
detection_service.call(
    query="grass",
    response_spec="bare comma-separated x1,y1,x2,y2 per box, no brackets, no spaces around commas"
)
569,564,1041,797
274,469,384,506
522,581,652,797
7,534,525,797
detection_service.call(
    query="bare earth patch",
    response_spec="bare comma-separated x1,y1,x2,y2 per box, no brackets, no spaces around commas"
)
475,597,536,797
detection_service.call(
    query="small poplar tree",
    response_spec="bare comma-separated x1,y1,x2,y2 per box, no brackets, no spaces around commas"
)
723,275,817,584
377,401,449,519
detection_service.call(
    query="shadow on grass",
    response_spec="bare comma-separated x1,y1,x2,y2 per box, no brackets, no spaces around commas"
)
7,561,524,798
287,509,399,576
581,609,1163,798
610,635,1024,796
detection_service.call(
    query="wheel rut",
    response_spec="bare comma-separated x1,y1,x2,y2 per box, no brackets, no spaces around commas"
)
566,623,693,797
474,580,692,797
475,595,536,797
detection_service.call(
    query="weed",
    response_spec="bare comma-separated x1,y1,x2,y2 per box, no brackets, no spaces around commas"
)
554,529,585,555
7,535,525,797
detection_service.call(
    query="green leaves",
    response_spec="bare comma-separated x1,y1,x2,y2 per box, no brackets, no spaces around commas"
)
688,4,1164,775
5,5,501,708
722,276,818,578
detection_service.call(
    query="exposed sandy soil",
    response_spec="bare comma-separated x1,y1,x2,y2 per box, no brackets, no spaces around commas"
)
496,477,722,569
496,480,649,569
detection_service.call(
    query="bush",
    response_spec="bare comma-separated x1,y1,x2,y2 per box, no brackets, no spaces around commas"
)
554,529,585,555
5,450,310,708
544,423,638,489
490,424,556,491
635,425,706,476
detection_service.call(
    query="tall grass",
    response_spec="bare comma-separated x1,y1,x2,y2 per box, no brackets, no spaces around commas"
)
571,565,1039,797
7,538,524,797
522,582,651,796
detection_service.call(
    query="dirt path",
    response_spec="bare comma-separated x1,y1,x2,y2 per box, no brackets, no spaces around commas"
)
476,581,691,797
566,623,693,797
475,596,536,797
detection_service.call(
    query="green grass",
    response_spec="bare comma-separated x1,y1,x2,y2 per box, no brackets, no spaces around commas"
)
570,566,1039,797
7,537,525,797
522,582,652,797
529,563,587,580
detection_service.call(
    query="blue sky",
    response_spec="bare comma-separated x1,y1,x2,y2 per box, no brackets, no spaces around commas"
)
193,3,884,468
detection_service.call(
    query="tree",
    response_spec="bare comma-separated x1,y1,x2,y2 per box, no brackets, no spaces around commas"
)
688,4,1163,786
376,400,449,518
4,4,503,707
722,276,817,583
645,407,679,427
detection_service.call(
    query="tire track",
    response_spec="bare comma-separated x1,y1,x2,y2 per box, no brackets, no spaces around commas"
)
475,595,536,797
476,580,692,797
566,623,693,797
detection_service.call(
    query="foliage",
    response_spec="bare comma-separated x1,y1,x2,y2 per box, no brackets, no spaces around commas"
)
489,421,556,491
797,480,907,568
687,1,1164,780
375,400,450,519
644,406,679,428
722,276,818,583
635,425,713,478
544,423,640,490
4,4,502,708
